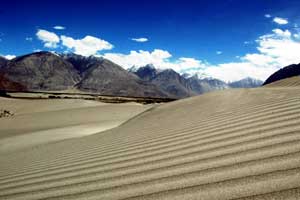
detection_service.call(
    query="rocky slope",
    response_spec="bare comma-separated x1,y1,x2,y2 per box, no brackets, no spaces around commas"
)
186,75,229,94
0,52,167,98
0,57,7,68
75,58,167,97
0,52,80,91
133,65,261,98
263,63,300,85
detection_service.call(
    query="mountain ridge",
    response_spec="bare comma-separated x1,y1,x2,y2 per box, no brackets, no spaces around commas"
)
0,52,263,99
133,65,262,98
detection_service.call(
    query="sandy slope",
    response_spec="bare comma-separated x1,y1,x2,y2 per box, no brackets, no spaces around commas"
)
1,77,300,199
0,98,152,152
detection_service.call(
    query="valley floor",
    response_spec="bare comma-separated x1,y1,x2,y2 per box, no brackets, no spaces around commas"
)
1,76,300,199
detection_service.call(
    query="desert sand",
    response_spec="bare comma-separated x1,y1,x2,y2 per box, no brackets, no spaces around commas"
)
1,77,300,199
0,98,152,152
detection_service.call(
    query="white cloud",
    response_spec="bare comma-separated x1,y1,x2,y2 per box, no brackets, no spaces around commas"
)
104,49,207,74
271,29,291,37
216,51,222,55
4,55,16,60
205,28,300,82
36,29,60,48
25,37,33,41
104,49,172,69
273,17,288,25
105,26,300,82
131,38,148,42
61,35,113,56
265,14,271,18
53,26,66,30
257,29,300,66
204,62,278,82
104,47,277,82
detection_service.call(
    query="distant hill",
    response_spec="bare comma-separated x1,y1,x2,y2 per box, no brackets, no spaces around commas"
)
71,56,167,97
135,66,195,98
0,52,167,98
186,75,229,94
263,63,300,85
0,52,80,91
229,77,263,88
133,65,261,98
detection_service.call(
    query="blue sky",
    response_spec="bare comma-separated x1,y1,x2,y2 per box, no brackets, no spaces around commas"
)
1,0,300,81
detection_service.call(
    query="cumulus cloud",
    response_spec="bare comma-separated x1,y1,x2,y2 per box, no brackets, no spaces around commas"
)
131,38,148,42
216,51,222,55
25,37,33,41
104,49,172,69
4,55,16,60
36,29,60,48
104,48,274,82
205,28,300,82
53,26,66,30
204,62,278,82
256,29,300,66
271,29,291,37
273,17,288,25
61,35,113,56
104,49,207,73
105,27,300,82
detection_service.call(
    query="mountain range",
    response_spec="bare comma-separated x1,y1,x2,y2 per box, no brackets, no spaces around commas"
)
0,52,263,99
131,64,262,98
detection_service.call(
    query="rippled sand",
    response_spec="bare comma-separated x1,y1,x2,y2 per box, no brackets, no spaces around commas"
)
1,77,300,199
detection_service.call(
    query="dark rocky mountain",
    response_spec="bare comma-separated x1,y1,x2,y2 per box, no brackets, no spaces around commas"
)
61,53,102,74
0,74,27,91
0,57,26,91
134,66,195,98
229,77,263,88
151,69,195,98
0,52,80,91
0,57,7,68
186,75,229,94
263,63,300,85
134,64,157,81
0,52,167,98
133,65,263,98
133,65,229,98
74,57,167,97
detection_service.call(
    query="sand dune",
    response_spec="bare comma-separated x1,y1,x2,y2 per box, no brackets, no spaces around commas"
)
0,98,152,152
1,77,300,199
